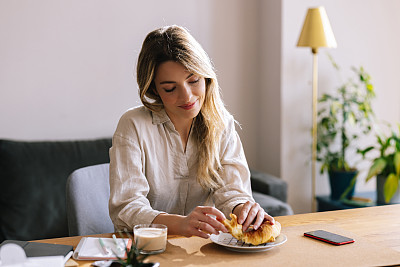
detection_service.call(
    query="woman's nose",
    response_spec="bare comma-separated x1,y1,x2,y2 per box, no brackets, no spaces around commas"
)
180,84,192,101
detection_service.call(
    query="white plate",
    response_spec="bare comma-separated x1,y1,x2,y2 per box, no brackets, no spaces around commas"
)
210,233,287,252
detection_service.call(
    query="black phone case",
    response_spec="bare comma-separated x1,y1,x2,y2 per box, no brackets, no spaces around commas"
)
304,230,355,245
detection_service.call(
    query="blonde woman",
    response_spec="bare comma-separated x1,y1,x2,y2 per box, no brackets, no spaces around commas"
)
109,25,275,239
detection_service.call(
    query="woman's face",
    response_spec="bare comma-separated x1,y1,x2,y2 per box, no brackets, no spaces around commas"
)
154,60,206,125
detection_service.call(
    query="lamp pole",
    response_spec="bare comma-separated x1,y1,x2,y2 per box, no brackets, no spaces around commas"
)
311,48,318,212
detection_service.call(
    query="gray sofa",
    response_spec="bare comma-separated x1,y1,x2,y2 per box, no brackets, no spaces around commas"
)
250,170,293,216
0,138,292,242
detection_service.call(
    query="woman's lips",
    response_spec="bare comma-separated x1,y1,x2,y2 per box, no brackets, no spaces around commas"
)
179,100,197,110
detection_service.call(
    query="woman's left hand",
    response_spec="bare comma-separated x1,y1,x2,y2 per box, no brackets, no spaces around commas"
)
233,201,275,232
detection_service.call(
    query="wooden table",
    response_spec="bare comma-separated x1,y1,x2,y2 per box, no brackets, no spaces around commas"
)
35,204,400,267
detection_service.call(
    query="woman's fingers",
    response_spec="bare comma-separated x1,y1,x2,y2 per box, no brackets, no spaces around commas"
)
196,221,219,236
242,202,261,231
196,206,226,222
264,213,275,225
192,221,212,238
201,213,228,234
252,209,265,230
237,201,252,225
238,201,276,231
251,211,275,230
184,204,275,239
186,206,228,238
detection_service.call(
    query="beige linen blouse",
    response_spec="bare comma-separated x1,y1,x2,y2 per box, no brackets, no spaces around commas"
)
109,106,254,230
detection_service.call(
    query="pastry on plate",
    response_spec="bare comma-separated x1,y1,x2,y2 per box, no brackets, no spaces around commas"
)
222,213,281,245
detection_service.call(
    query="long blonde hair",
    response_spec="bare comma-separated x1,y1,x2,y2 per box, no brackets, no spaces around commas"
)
137,25,227,191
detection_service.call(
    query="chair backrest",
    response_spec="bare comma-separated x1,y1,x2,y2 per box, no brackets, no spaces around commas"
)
66,163,114,236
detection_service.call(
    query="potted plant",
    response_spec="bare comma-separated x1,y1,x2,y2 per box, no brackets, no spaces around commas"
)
360,125,400,204
317,56,376,200
110,231,159,267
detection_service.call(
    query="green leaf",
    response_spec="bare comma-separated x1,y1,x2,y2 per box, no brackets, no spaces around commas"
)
384,173,399,203
339,172,358,200
366,158,387,182
348,112,356,125
394,152,400,176
358,146,374,157
377,135,384,146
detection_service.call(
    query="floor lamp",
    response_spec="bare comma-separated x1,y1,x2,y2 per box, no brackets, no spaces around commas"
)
297,6,337,212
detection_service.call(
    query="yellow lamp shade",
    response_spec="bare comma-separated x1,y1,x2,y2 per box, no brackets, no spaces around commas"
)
297,6,337,49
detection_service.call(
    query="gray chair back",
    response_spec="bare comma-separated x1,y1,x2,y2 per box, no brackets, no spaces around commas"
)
66,163,114,236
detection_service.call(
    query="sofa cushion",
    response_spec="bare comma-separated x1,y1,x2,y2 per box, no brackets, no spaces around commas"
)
250,169,288,203
252,192,293,216
0,138,112,242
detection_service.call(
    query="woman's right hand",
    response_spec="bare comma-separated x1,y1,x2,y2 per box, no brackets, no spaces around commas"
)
180,206,228,238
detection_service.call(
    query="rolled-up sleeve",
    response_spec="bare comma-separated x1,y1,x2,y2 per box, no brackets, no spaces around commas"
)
109,115,162,231
212,116,254,217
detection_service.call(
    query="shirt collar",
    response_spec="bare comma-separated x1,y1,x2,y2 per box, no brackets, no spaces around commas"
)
151,108,170,125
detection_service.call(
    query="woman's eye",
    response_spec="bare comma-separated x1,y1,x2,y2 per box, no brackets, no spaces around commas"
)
164,87,176,93
189,79,200,84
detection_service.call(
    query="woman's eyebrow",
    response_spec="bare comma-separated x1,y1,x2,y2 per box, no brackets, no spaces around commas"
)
159,73,194,84
160,80,176,84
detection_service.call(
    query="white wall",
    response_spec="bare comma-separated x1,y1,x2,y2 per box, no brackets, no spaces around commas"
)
208,0,263,168
282,0,400,213
1,0,400,214
0,0,212,140
258,0,282,177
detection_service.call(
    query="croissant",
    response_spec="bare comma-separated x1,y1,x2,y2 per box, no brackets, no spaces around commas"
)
222,213,281,245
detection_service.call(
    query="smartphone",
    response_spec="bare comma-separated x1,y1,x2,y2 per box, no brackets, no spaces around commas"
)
304,230,355,245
